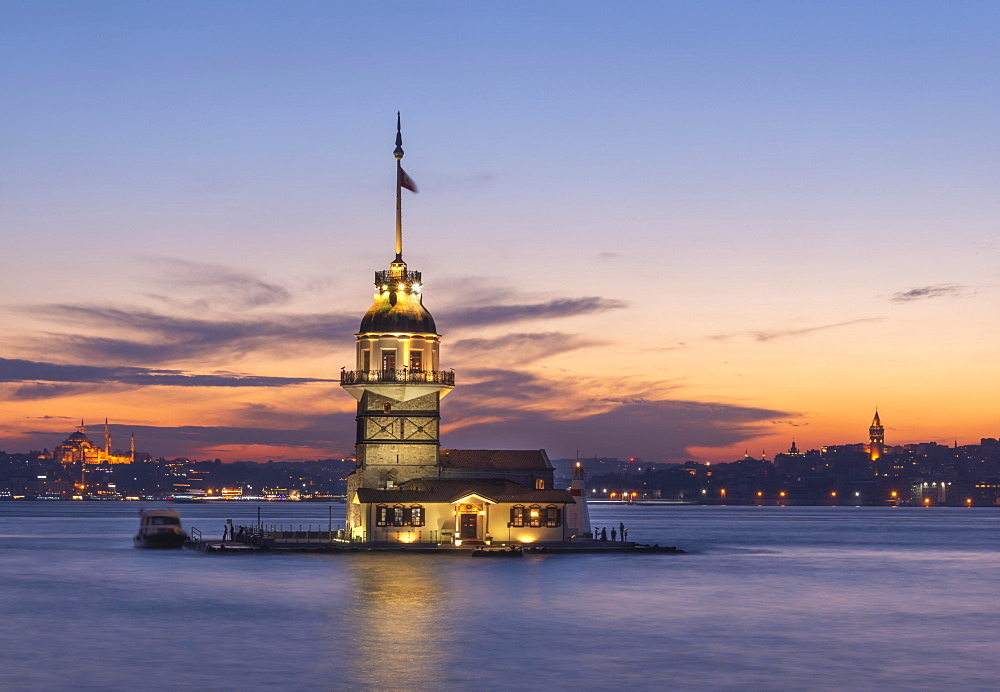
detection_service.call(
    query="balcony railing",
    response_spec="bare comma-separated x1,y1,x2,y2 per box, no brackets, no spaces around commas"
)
340,369,455,386
375,269,422,286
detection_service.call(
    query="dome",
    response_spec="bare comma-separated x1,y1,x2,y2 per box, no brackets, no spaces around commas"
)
359,289,437,334
62,431,94,448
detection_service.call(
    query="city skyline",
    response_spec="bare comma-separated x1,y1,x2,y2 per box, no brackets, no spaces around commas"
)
2,2,998,462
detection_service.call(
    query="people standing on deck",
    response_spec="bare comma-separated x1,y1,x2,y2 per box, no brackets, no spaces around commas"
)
623,526,629,542
611,528,617,542
620,522,625,538
601,527,607,541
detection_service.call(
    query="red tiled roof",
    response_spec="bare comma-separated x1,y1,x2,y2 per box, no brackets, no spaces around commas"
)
439,449,550,470
355,479,573,505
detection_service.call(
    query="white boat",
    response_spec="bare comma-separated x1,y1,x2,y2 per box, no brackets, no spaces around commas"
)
134,508,188,549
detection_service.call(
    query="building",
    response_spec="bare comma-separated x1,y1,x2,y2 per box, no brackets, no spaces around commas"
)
338,117,590,545
868,410,884,462
50,420,135,465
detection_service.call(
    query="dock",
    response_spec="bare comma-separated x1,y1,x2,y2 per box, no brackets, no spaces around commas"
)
185,524,683,555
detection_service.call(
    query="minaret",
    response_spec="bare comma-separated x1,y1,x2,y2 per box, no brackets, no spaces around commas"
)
869,410,884,462
104,418,111,457
339,115,454,536
130,433,135,463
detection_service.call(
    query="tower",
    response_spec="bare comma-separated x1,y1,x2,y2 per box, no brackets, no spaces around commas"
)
869,410,884,462
104,418,112,457
339,114,454,534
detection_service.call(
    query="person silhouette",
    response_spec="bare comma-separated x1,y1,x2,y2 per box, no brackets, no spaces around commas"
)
611,528,617,542
601,527,607,541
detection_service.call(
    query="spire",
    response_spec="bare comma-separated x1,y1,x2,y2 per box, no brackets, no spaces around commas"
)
104,418,111,456
394,112,404,262
130,433,135,463
79,419,85,433
872,409,881,426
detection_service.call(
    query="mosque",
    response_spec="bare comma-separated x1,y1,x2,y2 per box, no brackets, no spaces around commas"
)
338,117,591,546
46,419,135,465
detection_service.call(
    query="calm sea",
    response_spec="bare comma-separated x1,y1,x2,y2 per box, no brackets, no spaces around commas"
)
2,502,998,690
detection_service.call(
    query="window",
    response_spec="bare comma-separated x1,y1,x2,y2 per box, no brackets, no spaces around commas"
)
409,351,423,372
535,479,545,490
528,505,542,528
510,505,525,527
376,504,425,527
382,350,396,371
362,351,371,371
544,505,561,528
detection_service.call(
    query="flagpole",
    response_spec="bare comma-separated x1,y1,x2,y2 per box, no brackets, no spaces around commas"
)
394,112,404,261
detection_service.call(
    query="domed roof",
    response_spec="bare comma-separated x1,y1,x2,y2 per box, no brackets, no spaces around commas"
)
62,431,94,447
359,289,437,334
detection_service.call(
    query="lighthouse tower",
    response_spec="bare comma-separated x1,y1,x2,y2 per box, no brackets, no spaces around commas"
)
869,410,884,462
340,115,455,534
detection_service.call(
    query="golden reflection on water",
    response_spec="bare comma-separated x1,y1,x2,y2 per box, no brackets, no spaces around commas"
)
340,555,456,688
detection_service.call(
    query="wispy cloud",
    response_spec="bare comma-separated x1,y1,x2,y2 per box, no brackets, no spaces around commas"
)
709,318,883,343
16,306,357,365
450,332,599,366
443,297,626,330
142,258,291,310
890,284,968,303
0,357,333,399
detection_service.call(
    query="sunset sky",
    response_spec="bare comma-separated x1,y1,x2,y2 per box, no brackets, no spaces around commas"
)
2,1,998,463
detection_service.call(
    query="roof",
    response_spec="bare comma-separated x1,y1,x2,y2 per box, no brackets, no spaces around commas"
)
355,479,574,505
359,289,437,334
439,449,551,471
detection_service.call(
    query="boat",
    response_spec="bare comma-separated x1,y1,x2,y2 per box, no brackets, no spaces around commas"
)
134,507,188,549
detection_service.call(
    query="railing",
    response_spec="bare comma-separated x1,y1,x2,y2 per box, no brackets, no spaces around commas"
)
375,269,422,285
340,369,455,386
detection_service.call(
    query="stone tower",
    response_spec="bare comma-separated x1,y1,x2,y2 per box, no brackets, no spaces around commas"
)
340,115,455,532
869,410,884,462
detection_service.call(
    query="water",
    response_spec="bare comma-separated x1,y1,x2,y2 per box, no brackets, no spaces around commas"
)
2,502,998,690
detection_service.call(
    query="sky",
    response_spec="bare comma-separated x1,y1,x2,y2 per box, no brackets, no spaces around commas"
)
1,1,998,463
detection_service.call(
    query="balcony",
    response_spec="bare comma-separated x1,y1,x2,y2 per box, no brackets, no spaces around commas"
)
375,269,422,286
340,369,455,386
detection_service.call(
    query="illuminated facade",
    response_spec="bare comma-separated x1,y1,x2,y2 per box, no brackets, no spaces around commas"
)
339,117,589,545
51,419,134,465
869,410,885,462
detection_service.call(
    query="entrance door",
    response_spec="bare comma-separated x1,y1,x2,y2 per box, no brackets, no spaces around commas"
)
459,513,478,539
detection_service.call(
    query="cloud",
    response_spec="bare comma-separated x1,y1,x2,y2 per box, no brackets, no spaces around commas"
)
598,252,621,259
0,357,333,398
442,297,626,330
16,305,357,365
450,332,599,366
438,368,789,462
709,318,883,343
890,284,968,303
142,258,291,310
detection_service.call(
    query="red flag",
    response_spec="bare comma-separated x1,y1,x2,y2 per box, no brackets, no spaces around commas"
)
399,167,418,193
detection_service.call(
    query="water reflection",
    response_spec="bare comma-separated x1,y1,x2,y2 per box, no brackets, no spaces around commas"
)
340,555,457,688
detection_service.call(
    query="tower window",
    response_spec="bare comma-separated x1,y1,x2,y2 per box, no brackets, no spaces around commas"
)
409,352,423,372
535,479,545,490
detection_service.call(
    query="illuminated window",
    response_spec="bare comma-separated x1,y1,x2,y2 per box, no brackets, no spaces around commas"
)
535,479,545,490
528,505,542,528
409,352,423,372
376,504,425,527
382,350,396,371
510,505,525,527
376,505,390,526
393,504,406,526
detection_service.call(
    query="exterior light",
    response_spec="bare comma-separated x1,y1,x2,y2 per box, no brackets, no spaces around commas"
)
831,492,837,497
779,491,786,497
757,491,763,497
891,491,898,498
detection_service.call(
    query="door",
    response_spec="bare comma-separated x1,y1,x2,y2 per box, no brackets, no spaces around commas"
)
460,513,478,539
